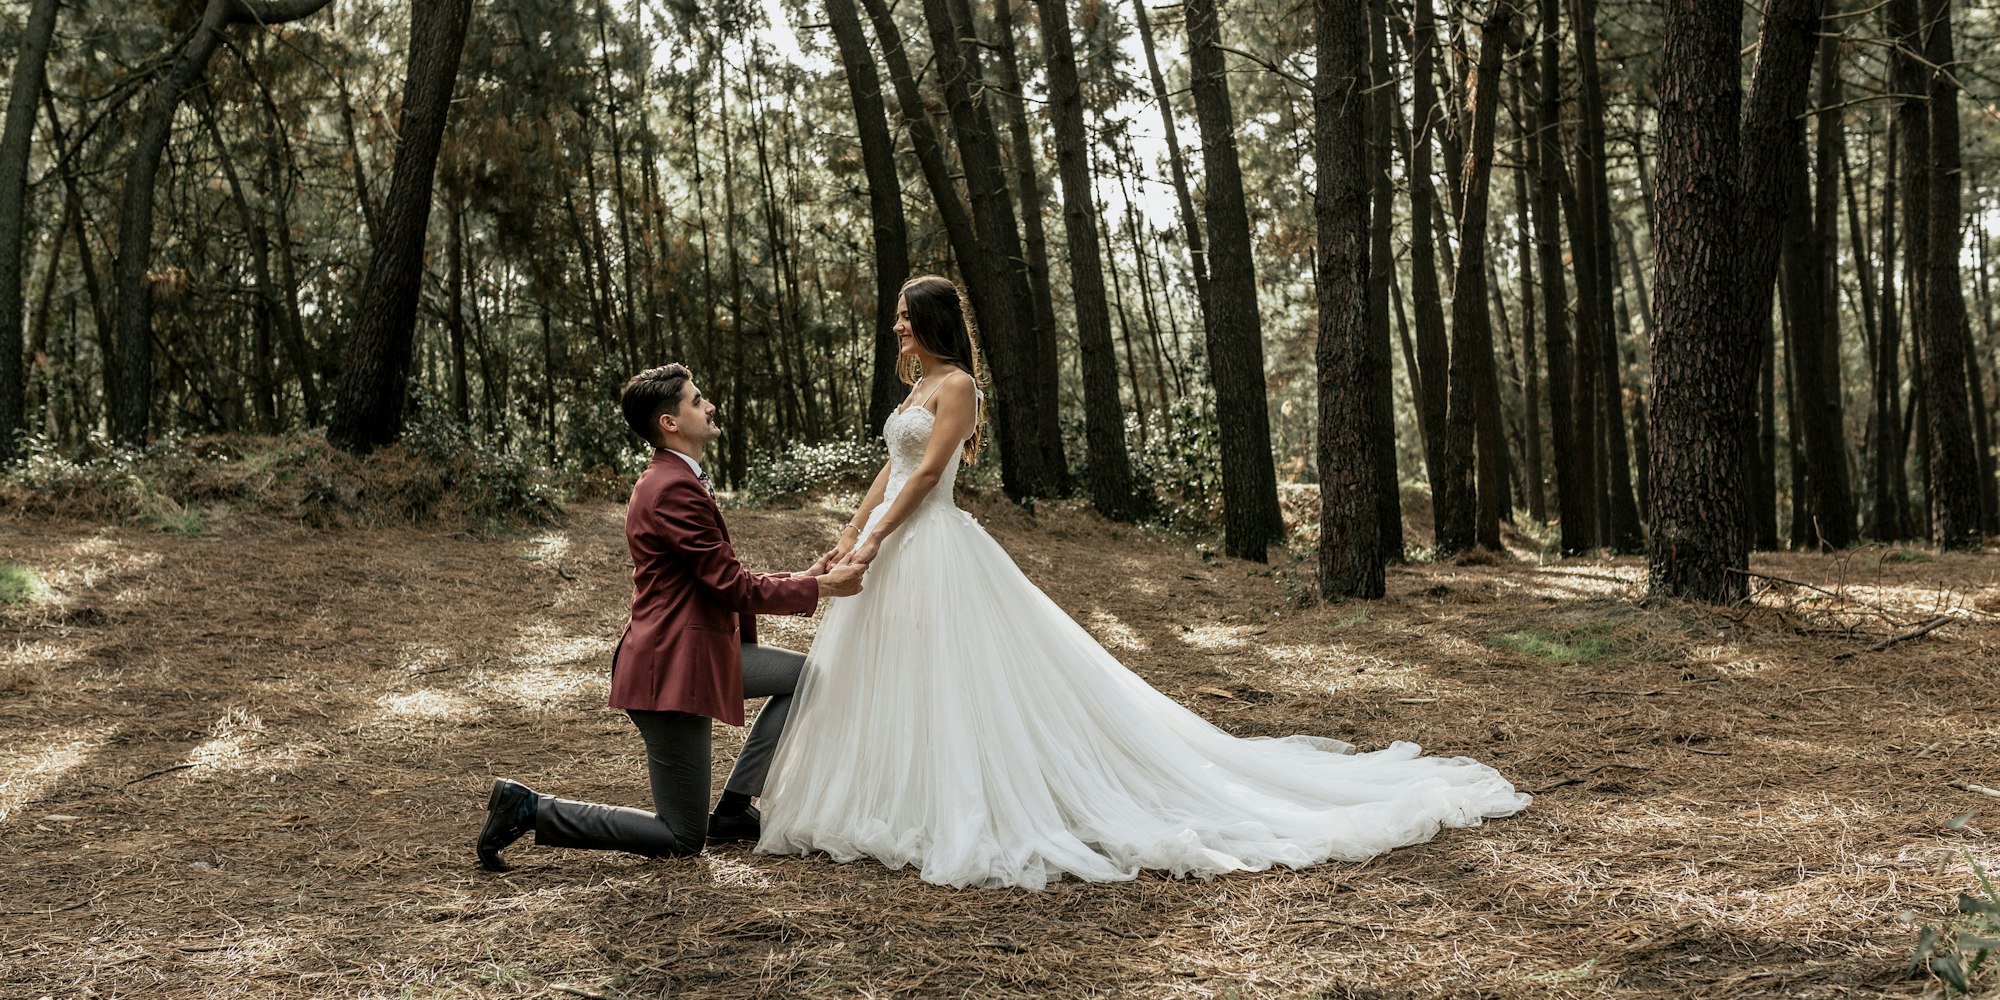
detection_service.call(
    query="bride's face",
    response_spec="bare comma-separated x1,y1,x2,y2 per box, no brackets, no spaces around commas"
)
894,295,918,357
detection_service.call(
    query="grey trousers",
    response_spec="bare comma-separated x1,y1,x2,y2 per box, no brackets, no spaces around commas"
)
534,641,806,857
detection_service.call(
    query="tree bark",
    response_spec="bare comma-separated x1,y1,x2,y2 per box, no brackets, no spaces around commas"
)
1436,1,1514,556
327,0,472,453
1916,0,1981,548
1647,0,1743,601
1316,0,1384,598
0,0,60,463
1036,0,1140,521
826,0,909,440
1185,0,1282,561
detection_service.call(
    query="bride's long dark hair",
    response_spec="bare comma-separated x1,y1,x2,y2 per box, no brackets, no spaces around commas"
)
898,274,987,463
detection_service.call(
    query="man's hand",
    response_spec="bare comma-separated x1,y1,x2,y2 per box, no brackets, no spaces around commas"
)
817,561,864,598
794,552,833,578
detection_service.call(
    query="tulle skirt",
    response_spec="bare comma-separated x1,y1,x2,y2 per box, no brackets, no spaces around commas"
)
756,499,1529,890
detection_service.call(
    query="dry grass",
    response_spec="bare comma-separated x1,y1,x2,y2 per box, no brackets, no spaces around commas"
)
2,492,1996,999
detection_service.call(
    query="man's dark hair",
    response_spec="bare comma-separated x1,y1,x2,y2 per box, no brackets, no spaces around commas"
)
621,364,692,448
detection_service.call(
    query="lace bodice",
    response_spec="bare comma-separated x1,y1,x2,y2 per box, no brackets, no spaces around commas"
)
881,404,961,510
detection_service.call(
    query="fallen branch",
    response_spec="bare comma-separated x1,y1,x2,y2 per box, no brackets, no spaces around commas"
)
550,986,617,1000
125,764,197,788
0,891,104,916
1949,779,2000,801
1533,763,1653,794
1728,568,1845,600
1833,614,1952,660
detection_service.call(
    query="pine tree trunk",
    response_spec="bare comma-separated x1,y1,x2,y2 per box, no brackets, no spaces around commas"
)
1529,0,1586,554
1511,62,1546,524
1735,0,1824,553
915,0,1067,497
1185,0,1282,561
1572,0,1642,553
1405,0,1452,522
1437,2,1514,556
326,0,471,454
1367,0,1405,560
446,185,470,425
1561,6,1602,549
1035,0,1140,521
0,0,60,463
197,100,278,432
1131,0,1214,335
990,0,1061,386
1916,0,1982,549
826,0,909,440
1775,30,1855,548
1316,0,1384,598
1647,0,1743,601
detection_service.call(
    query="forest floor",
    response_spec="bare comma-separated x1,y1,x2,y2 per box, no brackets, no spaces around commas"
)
2,489,1997,999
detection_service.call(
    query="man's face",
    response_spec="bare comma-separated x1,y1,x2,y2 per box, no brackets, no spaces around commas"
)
660,380,721,448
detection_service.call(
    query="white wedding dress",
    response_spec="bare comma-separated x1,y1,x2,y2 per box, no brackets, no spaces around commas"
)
757,403,1529,890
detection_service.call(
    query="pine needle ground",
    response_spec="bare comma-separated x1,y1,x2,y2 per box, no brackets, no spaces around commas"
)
2,495,1995,998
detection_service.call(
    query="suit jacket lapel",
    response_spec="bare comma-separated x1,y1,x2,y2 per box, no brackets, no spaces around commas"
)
656,450,730,541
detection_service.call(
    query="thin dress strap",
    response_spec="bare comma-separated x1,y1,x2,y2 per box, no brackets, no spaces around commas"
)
912,371,959,412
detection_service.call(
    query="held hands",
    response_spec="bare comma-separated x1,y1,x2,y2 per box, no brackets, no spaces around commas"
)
837,536,880,570
817,560,865,598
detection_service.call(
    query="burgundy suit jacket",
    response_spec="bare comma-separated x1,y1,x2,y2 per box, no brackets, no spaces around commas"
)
609,452,818,725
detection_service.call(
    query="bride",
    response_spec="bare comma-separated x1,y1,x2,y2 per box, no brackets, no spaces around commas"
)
756,275,1528,890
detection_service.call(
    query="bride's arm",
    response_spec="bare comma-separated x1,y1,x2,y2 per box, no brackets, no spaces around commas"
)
842,374,976,568
825,459,893,564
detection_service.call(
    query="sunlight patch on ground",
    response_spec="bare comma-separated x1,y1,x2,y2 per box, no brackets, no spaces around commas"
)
377,688,477,722
485,663,596,710
1179,623,1257,652
522,533,571,565
507,622,610,667
42,533,162,599
399,644,451,673
705,853,778,889
3,639,80,670
0,724,116,824
1687,645,1778,676
1523,565,1644,600
1086,609,1147,651
184,708,264,771
756,615,815,651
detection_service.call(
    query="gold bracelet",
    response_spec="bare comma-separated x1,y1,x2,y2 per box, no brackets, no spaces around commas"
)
840,524,862,535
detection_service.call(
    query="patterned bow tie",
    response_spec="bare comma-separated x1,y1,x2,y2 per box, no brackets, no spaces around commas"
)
697,470,714,497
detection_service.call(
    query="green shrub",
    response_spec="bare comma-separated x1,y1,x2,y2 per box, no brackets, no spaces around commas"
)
1129,386,1223,537
1490,624,1628,664
3,428,562,533
743,437,887,505
0,562,45,605
1911,850,2000,994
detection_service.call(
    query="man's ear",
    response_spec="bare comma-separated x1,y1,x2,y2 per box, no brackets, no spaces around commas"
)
654,411,675,443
